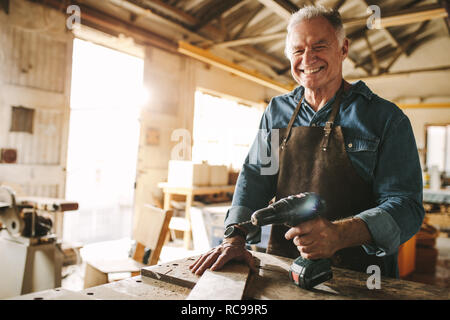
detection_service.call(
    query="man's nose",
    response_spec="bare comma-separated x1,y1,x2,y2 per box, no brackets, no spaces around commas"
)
303,48,316,65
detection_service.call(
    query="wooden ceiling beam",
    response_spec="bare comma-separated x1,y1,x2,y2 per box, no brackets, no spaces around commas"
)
256,1,445,30
333,0,346,11
193,0,242,31
129,0,198,26
343,4,448,29
384,20,429,73
104,0,288,74
346,65,450,81
235,45,288,69
178,41,294,93
256,0,298,20
363,31,380,75
212,32,286,48
355,20,430,71
231,4,265,39
30,0,178,52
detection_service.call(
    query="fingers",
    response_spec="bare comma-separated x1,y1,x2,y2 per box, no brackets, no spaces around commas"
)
245,252,258,274
192,250,221,276
297,245,320,260
189,251,210,271
210,252,232,271
189,244,257,276
293,235,314,247
285,220,314,240
189,249,218,274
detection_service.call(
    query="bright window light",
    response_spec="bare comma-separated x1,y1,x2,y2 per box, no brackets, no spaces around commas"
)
192,91,263,171
64,38,144,244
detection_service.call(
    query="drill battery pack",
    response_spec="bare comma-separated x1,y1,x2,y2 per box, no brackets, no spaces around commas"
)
289,256,333,290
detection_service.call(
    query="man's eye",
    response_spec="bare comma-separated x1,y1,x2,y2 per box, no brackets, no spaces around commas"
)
293,50,304,55
313,46,326,50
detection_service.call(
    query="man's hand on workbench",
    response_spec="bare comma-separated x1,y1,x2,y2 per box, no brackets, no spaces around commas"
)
285,216,341,260
189,236,257,276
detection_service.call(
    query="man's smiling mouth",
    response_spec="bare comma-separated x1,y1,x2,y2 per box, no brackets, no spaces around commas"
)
300,66,325,74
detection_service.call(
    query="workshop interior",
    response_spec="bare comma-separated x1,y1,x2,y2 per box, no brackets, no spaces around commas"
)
0,0,449,300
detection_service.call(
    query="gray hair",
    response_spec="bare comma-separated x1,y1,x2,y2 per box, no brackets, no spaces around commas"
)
284,5,346,60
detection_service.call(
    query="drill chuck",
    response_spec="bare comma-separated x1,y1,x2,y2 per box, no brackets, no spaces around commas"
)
251,192,325,227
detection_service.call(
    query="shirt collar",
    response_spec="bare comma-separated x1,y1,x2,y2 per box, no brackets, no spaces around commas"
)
291,80,374,105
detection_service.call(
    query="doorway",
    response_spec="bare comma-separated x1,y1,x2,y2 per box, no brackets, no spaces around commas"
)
64,38,144,245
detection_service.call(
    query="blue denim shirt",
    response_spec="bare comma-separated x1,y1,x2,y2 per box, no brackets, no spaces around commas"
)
225,80,425,260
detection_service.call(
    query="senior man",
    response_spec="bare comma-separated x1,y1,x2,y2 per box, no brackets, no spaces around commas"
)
190,5,424,278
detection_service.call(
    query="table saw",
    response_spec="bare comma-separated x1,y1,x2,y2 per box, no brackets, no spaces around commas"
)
0,186,78,299
9,251,449,301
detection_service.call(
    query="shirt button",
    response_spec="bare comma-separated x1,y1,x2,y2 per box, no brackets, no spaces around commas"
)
348,143,353,148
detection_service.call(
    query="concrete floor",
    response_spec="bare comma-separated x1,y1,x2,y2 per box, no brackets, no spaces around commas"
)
61,236,450,292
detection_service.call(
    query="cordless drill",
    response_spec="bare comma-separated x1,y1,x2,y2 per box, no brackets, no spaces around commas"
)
239,192,332,290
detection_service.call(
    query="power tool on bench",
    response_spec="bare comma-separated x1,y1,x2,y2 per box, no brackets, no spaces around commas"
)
238,192,332,290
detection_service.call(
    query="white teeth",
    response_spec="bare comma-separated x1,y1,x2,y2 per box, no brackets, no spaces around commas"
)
303,67,321,74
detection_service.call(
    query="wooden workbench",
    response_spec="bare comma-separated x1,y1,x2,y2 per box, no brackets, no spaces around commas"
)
11,251,449,301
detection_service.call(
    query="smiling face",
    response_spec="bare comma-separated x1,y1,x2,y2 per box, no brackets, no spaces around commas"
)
287,17,348,91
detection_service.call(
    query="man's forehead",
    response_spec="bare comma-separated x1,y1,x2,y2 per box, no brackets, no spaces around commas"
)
289,19,337,44
290,34,333,46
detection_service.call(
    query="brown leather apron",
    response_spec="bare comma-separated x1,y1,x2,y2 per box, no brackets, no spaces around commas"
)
266,80,386,274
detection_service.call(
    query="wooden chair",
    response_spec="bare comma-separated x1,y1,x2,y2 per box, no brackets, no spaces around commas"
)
83,205,173,288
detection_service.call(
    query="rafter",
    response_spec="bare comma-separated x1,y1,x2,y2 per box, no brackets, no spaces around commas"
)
231,4,265,40
384,20,430,73
256,0,299,20
212,32,286,48
178,41,294,93
347,65,450,81
192,0,242,31
106,0,290,77
333,0,346,11
354,20,431,73
343,4,447,29
131,0,197,26
363,31,380,75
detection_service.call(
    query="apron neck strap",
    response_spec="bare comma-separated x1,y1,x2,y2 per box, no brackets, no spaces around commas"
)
281,80,346,149
327,80,345,125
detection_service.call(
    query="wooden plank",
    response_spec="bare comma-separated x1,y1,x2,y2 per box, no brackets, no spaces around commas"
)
186,261,251,300
80,276,190,300
141,256,201,289
9,288,96,300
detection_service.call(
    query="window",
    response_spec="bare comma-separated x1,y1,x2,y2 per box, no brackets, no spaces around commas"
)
192,91,263,171
425,124,450,175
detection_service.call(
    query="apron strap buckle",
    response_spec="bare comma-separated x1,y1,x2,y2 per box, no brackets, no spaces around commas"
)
281,137,288,150
322,122,334,151
324,121,333,136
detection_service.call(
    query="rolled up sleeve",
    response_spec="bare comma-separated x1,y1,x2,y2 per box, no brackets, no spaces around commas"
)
355,207,401,256
358,114,425,256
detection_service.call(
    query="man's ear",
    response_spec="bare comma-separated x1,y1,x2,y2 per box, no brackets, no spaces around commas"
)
341,38,349,60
